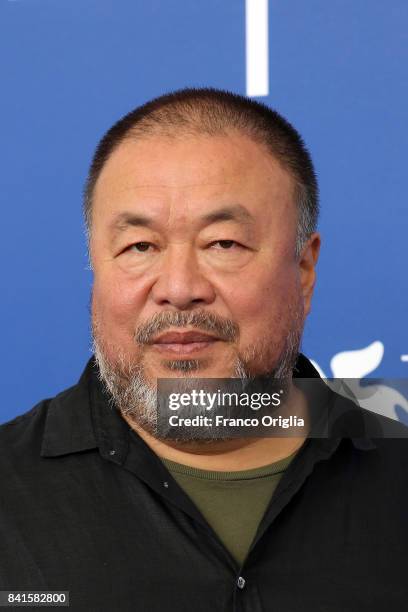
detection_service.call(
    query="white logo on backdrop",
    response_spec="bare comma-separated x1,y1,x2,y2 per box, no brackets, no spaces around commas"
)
311,342,408,422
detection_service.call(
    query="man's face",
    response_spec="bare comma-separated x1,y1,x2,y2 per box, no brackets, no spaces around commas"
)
90,131,319,434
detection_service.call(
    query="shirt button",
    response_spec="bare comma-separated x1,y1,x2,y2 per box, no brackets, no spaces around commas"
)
109,450,116,456
237,576,246,590
163,481,169,488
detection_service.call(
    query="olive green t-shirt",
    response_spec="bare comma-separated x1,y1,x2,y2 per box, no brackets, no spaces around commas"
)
161,452,297,565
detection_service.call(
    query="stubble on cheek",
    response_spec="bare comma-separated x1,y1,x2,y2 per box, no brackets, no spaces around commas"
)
91,302,139,377
239,280,305,377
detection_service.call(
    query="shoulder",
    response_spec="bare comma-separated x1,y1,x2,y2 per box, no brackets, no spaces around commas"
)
332,395,408,473
364,409,408,468
0,358,96,457
0,382,79,464
0,400,50,453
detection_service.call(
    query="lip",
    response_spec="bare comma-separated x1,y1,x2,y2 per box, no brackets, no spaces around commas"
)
152,331,219,344
150,331,220,355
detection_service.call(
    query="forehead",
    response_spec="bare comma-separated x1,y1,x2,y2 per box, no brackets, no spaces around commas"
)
92,132,296,225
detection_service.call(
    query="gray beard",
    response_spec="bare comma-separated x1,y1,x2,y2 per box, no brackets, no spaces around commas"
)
92,308,304,442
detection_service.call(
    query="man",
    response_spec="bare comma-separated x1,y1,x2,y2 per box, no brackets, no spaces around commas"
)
1,88,407,611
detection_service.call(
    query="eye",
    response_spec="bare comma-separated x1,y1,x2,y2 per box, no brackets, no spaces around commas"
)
210,240,242,249
127,242,153,252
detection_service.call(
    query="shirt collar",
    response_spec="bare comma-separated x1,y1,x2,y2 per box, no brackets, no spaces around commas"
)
40,353,376,458
40,357,98,457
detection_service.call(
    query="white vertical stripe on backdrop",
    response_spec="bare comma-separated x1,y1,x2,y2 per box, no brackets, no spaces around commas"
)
246,0,269,96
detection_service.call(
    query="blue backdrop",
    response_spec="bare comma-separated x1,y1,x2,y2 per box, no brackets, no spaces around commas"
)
1,0,407,424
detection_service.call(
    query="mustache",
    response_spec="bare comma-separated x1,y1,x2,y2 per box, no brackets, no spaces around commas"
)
134,309,239,345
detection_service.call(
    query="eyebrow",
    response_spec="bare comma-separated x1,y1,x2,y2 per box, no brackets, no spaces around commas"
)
109,204,256,235
110,212,154,233
200,205,255,225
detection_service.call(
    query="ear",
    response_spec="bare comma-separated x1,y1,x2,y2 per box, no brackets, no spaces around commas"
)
298,233,321,316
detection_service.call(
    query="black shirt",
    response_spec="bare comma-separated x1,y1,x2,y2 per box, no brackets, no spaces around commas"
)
1,355,408,611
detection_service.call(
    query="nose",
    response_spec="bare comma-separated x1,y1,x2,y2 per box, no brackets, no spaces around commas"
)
150,245,216,309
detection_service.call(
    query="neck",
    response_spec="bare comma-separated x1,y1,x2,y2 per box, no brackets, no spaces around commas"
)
123,381,309,471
